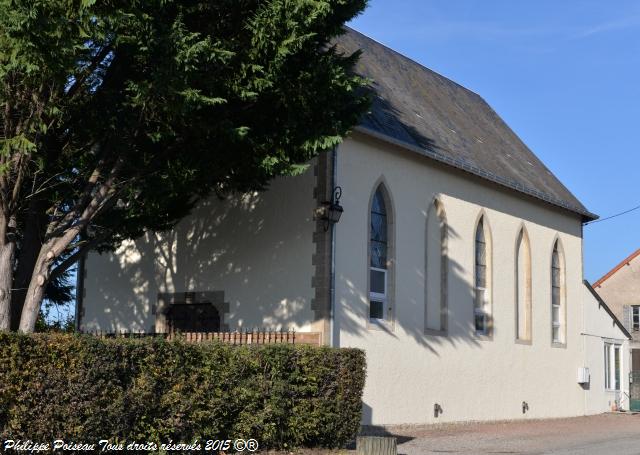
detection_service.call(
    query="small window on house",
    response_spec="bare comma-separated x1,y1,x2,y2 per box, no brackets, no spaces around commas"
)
551,240,565,344
474,216,491,335
370,186,390,322
516,228,532,341
604,342,622,391
425,200,447,333
633,306,640,332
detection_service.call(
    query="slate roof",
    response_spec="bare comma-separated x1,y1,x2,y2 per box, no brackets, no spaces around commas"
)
337,28,597,221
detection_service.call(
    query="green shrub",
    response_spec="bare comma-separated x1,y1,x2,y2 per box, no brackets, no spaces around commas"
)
0,333,366,450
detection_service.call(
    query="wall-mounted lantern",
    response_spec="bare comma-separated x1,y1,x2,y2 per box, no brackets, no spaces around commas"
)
317,186,343,231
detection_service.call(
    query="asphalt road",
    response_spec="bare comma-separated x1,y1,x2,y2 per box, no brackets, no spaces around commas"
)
384,413,640,455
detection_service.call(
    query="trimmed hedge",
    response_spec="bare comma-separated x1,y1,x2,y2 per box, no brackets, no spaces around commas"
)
0,333,366,450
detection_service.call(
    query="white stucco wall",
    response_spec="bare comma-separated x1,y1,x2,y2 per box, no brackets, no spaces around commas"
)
80,130,620,426
334,133,588,425
81,164,318,333
582,284,630,413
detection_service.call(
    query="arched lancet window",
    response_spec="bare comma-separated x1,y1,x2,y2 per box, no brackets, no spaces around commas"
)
425,199,448,333
516,228,532,341
551,239,566,344
369,185,392,322
474,216,491,335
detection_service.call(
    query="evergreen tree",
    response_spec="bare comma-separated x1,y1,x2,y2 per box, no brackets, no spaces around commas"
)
0,0,370,331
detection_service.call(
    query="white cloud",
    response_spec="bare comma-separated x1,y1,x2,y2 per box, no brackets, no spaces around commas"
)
572,15,640,39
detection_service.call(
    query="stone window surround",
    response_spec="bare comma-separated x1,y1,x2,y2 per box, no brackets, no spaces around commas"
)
473,211,493,340
366,177,396,331
551,237,568,348
424,196,448,336
515,225,533,344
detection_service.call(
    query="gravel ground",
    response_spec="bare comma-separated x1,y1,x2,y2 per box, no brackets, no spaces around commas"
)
379,413,640,455
264,413,640,455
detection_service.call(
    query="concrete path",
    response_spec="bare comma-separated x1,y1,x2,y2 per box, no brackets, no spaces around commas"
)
383,413,640,455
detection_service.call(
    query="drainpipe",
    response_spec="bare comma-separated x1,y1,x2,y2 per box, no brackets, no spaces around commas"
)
580,221,587,414
582,279,587,414
329,147,338,347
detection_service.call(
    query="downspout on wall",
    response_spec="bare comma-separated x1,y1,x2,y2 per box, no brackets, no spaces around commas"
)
581,221,587,414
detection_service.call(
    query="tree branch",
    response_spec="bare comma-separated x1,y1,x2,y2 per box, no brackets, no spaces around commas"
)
48,234,107,281
45,151,108,237
9,153,28,212
65,44,113,101
46,158,122,256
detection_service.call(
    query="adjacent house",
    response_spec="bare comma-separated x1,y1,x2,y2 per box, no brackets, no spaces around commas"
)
593,248,640,370
582,281,631,412
77,28,629,425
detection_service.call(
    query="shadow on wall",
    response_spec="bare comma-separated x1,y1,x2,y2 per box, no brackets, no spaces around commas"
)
336,222,482,354
82,89,573,355
340,95,485,352
362,90,581,236
338,90,576,361
83,179,316,332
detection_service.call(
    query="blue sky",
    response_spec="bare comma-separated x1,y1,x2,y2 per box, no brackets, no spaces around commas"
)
349,0,640,282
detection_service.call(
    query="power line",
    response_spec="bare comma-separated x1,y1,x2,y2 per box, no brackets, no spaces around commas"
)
585,204,640,225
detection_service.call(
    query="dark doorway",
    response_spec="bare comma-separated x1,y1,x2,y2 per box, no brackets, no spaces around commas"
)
166,303,221,333
632,349,640,371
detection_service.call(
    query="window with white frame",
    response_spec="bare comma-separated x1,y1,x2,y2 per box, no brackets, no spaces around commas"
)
474,217,490,335
551,241,564,344
604,344,610,389
370,187,388,321
633,306,640,332
615,345,621,390
604,342,622,391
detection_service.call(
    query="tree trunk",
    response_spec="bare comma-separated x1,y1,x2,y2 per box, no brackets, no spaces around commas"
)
18,165,118,332
10,200,47,330
18,251,50,333
0,241,16,331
